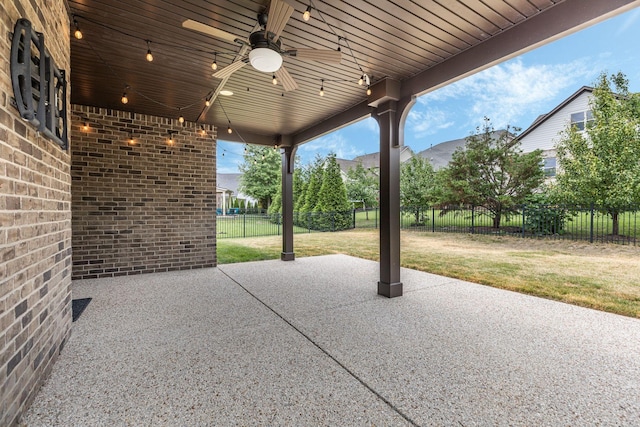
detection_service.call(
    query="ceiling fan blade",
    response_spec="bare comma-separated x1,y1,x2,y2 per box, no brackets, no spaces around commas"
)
182,19,241,44
212,60,248,79
266,0,294,41
275,67,298,92
286,48,342,63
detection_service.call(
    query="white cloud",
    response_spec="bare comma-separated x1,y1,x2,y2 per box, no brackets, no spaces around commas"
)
406,108,455,138
616,8,640,36
352,116,379,133
417,58,593,130
297,131,366,163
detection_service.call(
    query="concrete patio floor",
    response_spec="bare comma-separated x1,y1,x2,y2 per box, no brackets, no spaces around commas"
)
23,254,640,426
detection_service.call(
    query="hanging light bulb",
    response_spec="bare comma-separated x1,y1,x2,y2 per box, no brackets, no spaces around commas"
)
302,5,312,22
211,54,218,70
227,125,232,134
358,74,364,86
200,126,206,136
168,133,174,145
146,41,153,62
319,80,324,97
73,19,83,40
205,99,211,107
272,74,278,85
366,85,372,96
128,134,135,145
121,92,128,104
82,122,89,131
244,146,248,153
274,144,278,150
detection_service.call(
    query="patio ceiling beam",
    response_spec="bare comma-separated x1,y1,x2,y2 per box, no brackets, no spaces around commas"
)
216,127,277,146
401,0,640,99
290,0,640,147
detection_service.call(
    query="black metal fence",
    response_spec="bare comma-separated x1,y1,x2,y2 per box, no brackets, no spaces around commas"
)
217,205,639,246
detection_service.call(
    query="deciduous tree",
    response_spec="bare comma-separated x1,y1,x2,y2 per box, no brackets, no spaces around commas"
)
400,155,437,225
239,145,280,209
439,118,544,228
555,72,640,235
346,162,378,219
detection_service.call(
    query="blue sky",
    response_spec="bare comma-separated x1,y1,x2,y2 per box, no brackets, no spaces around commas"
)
217,7,640,173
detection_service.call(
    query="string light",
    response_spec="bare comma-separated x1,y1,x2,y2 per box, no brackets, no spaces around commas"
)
200,126,206,136
358,74,364,85
302,5,312,22
319,79,324,97
272,74,278,85
128,134,135,145
366,85,372,96
73,19,83,39
178,110,185,124
121,92,128,104
205,99,211,107
167,131,176,145
82,122,89,131
227,120,232,134
73,12,366,96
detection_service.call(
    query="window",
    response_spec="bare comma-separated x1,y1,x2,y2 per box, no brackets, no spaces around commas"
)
543,157,556,177
570,110,594,132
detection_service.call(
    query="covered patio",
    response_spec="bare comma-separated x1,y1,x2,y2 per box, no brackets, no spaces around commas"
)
3,0,640,425
23,255,640,425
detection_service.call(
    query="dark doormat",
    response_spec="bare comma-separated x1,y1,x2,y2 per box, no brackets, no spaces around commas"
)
72,298,92,322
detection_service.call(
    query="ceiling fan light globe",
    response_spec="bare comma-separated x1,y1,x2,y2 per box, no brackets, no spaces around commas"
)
249,48,283,73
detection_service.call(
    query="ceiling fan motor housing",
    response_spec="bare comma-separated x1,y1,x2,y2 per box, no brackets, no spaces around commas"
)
248,31,283,72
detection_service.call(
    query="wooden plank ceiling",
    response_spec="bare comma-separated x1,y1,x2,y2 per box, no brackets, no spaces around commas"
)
66,0,635,145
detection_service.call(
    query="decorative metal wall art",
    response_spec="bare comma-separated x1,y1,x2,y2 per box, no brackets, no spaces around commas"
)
10,18,68,149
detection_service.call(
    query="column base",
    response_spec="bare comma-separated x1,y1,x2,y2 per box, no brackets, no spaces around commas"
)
281,252,295,261
378,281,403,298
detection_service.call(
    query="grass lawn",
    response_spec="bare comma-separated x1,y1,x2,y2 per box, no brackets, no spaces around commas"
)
217,229,640,318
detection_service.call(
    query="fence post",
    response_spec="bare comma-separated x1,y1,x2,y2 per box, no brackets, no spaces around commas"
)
307,212,311,233
432,207,435,233
243,211,246,238
590,202,594,243
375,207,378,229
277,213,281,236
522,204,526,238
353,209,356,229
471,205,475,234
331,212,335,232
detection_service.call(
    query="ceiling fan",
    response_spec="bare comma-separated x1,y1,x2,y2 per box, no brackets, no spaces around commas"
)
182,0,342,92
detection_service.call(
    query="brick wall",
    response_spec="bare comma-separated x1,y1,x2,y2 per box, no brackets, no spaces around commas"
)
71,105,216,279
1,0,72,425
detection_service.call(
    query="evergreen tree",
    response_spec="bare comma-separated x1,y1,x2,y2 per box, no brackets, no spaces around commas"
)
300,155,324,213
267,174,282,222
316,154,351,230
293,163,309,226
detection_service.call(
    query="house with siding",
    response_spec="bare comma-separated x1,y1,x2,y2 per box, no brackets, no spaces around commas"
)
518,86,594,178
415,130,509,170
336,146,414,176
